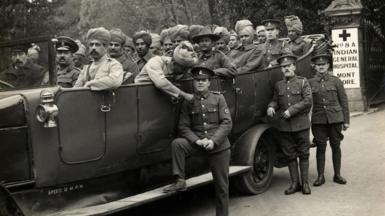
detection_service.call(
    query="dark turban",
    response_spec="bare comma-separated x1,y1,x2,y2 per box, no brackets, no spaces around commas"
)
133,31,152,47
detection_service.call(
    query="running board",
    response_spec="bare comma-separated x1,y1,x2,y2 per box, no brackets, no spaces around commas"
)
52,166,251,216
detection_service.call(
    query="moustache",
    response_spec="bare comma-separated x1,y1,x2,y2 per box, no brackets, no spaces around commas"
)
90,50,98,55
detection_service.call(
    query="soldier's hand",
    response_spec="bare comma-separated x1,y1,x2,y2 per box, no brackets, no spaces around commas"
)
281,110,291,119
267,107,275,117
195,139,204,147
204,140,215,151
343,123,349,131
180,92,194,101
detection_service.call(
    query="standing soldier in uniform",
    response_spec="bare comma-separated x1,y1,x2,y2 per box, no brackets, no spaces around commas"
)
192,27,236,78
309,54,349,186
267,54,312,195
74,27,123,90
261,19,286,67
284,15,311,57
109,28,139,84
55,36,81,88
163,66,232,216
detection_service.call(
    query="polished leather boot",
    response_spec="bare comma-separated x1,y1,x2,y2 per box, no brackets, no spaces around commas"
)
299,159,311,195
285,160,301,195
313,152,325,186
332,145,347,184
333,175,347,184
313,175,325,186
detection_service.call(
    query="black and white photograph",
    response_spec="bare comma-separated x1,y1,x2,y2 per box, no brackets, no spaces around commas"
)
0,0,384,215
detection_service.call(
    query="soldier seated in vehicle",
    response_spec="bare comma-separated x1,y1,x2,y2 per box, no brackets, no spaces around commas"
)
231,20,265,73
284,15,311,57
108,28,139,84
0,43,46,89
267,53,313,195
54,36,81,88
135,41,198,101
74,27,123,90
163,66,232,216
261,19,286,67
192,26,237,78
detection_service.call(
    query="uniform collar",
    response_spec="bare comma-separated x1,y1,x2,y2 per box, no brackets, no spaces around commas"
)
195,90,210,99
57,63,75,74
199,50,213,59
316,72,330,80
242,44,255,51
285,75,297,82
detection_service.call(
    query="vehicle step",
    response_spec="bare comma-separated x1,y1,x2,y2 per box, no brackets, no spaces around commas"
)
52,165,251,216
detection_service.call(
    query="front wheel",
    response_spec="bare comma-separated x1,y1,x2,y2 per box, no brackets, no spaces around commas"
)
233,134,274,195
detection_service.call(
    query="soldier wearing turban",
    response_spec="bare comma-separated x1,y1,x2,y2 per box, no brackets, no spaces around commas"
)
255,25,267,45
150,33,162,56
133,31,154,71
284,15,311,57
160,28,175,56
109,28,139,84
231,20,265,73
135,41,198,101
213,26,231,54
123,36,138,61
73,40,87,70
74,27,123,90
169,24,190,47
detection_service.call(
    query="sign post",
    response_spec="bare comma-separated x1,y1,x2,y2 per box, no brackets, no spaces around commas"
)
324,0,367,111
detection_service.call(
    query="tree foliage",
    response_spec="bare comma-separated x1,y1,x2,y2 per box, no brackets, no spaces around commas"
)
0,0,384,42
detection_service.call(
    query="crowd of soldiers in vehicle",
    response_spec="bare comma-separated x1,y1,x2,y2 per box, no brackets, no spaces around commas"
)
0,15,313,92
0,15,350,216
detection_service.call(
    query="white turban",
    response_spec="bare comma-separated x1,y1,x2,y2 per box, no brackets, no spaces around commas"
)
173,41,198,68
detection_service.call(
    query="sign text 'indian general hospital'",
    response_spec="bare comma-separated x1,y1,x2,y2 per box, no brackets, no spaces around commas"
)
332,28,360,88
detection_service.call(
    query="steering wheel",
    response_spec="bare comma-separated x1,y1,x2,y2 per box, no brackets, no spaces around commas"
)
0,80,15,89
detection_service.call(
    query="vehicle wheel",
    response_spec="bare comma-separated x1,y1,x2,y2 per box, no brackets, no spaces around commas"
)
234,134,274,195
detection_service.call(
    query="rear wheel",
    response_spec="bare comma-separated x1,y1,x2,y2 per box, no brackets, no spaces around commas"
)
234,134,274,194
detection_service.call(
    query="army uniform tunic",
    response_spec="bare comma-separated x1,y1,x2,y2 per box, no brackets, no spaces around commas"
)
232,44,265,73
136,51,154,71
286,36,311,57
172,91,232,216
74,55,123,90
263,39,286,67
268,76,312,160
198,50,237,78
115,53,139,84
56,64,80,88
309,73,349,162
0,59,46,88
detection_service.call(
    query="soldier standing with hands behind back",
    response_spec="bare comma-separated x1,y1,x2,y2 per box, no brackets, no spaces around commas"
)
309,54,350,186
267,54,312,195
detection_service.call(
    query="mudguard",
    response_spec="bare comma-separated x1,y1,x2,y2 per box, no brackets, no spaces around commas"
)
232,124,272,165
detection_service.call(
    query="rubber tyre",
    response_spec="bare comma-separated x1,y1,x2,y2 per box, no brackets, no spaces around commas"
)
233,134,274,195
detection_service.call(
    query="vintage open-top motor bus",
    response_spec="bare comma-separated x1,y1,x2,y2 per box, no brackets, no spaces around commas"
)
0,35,323,216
